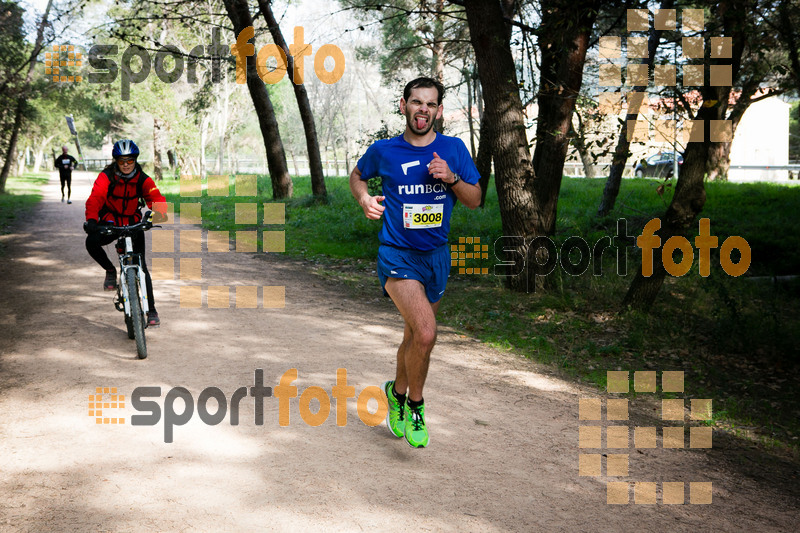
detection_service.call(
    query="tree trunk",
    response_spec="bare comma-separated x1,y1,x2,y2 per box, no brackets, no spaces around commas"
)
289,150,299,176
706,83,763,181
258,0,325,199
621,126,711,310
431,0,446,133
333,142,340,177
223,0,292,199
465,68,476,159
571,113,595,178
465,0,540,292
476,110,493,208
597,0,674,216
622,0,745,311
153,117,164,180
778,0,800,108
217,71,229,174
475,68,483,123
32,134,54,173
472,0,514,209
200,114,209,178
0,100,25,191
531,0,599,236
0,0,53,193
706,141,731,181
33,148,43,174
12,145,22,177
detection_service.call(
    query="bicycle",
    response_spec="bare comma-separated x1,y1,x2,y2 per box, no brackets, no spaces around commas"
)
97,212,159,359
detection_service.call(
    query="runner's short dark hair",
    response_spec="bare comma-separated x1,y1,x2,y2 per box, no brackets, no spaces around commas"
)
403,77,445,105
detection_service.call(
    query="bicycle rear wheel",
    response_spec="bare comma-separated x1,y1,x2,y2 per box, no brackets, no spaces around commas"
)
126,269,148,359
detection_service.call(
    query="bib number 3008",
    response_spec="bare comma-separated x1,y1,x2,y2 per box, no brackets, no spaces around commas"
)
414,212,442,224
403,203,444,229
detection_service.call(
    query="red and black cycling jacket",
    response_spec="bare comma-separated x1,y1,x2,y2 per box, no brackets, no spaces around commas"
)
85,164,167,226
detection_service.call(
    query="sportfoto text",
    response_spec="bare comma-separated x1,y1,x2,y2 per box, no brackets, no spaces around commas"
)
87,26,344,101
493,218,750,292
130,369,387,443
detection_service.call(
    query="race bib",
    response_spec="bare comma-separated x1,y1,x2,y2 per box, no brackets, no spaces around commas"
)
403,203,444,229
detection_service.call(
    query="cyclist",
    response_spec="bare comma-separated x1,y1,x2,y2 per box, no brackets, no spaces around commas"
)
84,140,168,327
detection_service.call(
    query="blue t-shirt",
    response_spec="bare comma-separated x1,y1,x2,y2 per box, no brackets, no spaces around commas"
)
357,134,480,251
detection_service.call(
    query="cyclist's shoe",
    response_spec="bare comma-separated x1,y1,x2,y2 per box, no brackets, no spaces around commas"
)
147,311,160,327
405,401,429,448
103,271,117,291
382,380,405,438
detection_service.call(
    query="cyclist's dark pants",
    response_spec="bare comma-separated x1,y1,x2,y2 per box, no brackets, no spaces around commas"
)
86,230,157,312
59,172,72,198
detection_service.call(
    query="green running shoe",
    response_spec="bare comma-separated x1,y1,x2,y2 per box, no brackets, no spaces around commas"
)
382,380,405,438
405,401,429,448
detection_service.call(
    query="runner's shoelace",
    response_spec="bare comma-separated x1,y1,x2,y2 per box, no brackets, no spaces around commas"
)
409,408,424,430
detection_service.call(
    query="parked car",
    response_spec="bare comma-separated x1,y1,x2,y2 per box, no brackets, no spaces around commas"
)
633,152,683,178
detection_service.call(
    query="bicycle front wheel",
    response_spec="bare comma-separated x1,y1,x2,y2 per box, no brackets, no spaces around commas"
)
126,269,148,359
125,310,135,340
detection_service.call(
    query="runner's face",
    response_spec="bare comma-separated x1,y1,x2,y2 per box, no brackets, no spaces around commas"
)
117,157,136,172
401,87,442,136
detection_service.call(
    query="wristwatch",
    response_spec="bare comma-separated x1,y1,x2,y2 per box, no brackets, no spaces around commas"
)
451,173,461,185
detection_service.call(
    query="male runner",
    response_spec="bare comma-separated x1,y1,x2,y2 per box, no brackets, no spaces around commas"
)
349,77,481,448
55,146,78,204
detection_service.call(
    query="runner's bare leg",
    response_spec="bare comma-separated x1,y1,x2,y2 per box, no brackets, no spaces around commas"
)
385,278,441,402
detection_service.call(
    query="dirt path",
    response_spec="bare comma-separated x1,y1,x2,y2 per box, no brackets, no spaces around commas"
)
0,172,798,532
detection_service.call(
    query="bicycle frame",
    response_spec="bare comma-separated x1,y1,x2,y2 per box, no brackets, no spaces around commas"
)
99,213,158,359
116,235,149,319
101,215,156,323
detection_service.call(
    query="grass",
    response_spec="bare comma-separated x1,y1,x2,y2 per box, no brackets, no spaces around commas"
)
0,173,49,254
157,173,800,455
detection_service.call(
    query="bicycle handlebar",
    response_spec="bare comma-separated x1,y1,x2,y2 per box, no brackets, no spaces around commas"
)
98,212,158,235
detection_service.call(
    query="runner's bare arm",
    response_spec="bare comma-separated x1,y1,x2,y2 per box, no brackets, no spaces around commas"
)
428,152,481,209
449,179,481,209
349,166,385,220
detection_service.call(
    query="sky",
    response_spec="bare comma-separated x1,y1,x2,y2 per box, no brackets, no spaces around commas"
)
21,0,365,49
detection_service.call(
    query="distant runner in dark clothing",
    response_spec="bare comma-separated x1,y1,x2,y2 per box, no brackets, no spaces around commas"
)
55,146,78,204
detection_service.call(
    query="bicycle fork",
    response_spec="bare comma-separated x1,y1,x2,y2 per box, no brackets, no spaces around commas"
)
115,235,150,319
118,265,150,317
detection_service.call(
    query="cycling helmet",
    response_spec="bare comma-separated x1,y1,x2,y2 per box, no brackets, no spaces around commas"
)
112,139,140,159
